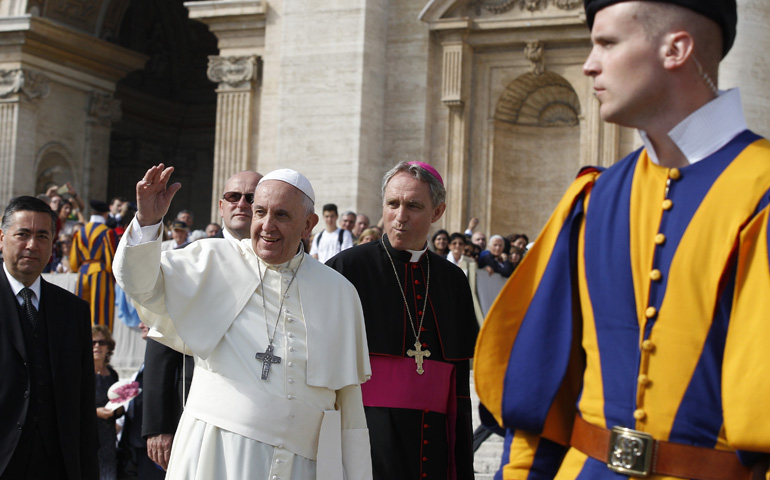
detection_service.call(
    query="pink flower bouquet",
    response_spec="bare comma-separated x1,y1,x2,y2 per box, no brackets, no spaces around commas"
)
105,379,141,411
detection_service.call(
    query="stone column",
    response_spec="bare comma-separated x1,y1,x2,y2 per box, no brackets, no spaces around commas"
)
441,40,470,232
83,92,121,209
206,55,259,220
720,0,770,138
0,69,49,209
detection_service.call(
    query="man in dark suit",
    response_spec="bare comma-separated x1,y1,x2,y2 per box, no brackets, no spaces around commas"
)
0,196,98,479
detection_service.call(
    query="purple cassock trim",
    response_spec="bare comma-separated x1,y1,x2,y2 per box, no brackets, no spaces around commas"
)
362,355,457,480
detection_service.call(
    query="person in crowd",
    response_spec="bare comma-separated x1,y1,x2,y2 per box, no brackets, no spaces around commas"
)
58,198,85,236
327,162,478,480
430,228,449,257
161,220,190,251
47,193,64,214
205,223,221,237
215,171,263,241
309,203,354,262
70,200,118,329
340,210,357,233
46,182,86,212
0,196,98,479
51,231,74,273
352,214,370,239
464,216,480,236
478,234,514,277
508,245,524,271
475,1,770,478
471,230,487,251
175,210,193,230
355,227,380,245
508,233,529,252
107,197,126,228
114,165,372,479
447,232,484,326
115,201,137,240
92,325,123,480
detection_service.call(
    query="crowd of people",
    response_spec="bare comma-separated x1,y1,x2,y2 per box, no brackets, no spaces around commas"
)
1,1,770,479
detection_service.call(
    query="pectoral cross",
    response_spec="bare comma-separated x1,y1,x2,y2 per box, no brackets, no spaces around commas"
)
407,341,431,375
255,344,281,380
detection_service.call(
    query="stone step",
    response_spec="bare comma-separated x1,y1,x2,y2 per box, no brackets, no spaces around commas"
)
474,436,504,475
475,474,495,480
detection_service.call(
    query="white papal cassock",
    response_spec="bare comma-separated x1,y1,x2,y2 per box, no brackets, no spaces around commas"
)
113,219,372,480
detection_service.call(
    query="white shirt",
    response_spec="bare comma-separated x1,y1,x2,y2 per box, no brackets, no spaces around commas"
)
309,228,354,263
3,263,41,309
640,88,747,165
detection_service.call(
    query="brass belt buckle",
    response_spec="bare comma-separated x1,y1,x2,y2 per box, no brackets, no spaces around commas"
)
606,426,654,477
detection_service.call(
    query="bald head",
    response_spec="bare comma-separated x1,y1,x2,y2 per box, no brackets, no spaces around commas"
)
219,171,263,240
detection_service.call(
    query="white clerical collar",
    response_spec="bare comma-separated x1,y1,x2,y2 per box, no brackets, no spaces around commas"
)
406,246,428,263
89,214,106,224
639,88,746,166
258,247,305,272
3,263,41,307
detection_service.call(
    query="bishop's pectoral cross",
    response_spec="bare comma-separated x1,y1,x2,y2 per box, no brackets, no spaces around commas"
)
407,341,431,375
255,344,281,380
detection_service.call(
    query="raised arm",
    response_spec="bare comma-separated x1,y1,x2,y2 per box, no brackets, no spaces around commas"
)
135,164,182,227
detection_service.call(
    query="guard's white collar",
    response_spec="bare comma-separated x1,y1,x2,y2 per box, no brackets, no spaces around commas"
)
640,88,747,166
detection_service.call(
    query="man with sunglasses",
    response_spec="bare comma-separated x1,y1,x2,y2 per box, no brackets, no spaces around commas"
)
0,196,98,479
216,171,263,241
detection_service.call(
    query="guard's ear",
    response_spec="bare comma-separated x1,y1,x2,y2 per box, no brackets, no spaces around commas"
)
662,31,694,71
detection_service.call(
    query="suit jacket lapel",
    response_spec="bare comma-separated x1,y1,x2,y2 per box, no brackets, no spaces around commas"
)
0,264,27,360
41,279,65,379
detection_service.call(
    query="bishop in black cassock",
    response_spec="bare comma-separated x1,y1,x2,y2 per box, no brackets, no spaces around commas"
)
328,233,478,480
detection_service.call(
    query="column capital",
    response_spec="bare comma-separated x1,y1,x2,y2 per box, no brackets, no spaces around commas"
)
0,69,50,101
207,55,258,89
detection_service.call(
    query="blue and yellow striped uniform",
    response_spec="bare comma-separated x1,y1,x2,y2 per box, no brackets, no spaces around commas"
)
70,221,118,330
475,130,770,479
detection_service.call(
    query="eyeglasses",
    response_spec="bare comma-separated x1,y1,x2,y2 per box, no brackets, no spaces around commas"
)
92,340,108,347
222,192,254,204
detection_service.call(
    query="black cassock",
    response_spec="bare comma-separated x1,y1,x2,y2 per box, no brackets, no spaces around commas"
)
327,235,478,480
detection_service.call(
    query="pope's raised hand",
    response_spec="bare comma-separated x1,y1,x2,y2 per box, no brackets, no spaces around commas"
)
135,164,182,227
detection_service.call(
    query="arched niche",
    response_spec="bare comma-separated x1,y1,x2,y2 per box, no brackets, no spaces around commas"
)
35,143,76,195
489,71,582,238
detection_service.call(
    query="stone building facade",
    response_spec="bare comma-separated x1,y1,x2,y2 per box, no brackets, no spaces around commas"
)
1,0,768,239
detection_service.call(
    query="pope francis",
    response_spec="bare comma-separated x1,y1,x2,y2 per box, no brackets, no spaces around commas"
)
113,164,373,480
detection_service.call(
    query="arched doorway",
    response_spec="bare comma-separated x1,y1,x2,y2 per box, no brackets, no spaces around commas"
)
490,71,582,238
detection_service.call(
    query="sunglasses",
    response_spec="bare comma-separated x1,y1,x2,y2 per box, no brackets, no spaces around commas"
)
222,192,254,204
92,340,108,347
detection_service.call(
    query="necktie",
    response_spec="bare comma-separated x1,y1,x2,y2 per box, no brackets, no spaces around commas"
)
20,287,38,327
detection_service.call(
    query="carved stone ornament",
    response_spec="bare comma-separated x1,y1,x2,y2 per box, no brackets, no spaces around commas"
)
87,92,122,125
207,56,258,89
495,71,581,127
524,41,545,76
0,69,50,100
475,0,582,14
